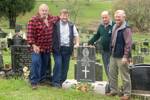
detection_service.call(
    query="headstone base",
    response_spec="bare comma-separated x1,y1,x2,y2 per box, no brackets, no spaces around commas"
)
131,90,150,100
92,81,108,95
62,79,108,95
62,79,77,89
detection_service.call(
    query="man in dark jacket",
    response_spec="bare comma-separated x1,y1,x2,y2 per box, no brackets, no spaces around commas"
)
106,10,132,100
52,9,79,88
88,11,114,78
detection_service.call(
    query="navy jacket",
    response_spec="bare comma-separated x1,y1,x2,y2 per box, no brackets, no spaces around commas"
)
52,21,74,53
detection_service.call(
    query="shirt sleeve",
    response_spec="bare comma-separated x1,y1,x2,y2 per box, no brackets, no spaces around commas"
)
123,28,132,58
73,25,79,36
51,16,60,24
88,26,101,45
27,18,36,45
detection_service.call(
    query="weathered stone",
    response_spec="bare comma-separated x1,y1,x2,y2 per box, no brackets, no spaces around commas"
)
77,46,95,61
12,36,24,45
0,54,4,69
130,64,150,91
11,45,31,73
92,81,108,95
132,56,144,64
95,63,103,81
75,46,103,82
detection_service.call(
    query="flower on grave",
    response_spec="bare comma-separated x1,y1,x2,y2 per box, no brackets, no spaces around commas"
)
75,83,94,92
4,64,11,70
23,66,30,79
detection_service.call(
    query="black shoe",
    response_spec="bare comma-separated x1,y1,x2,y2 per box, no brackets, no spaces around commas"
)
39,80,51,86
51,83,62,88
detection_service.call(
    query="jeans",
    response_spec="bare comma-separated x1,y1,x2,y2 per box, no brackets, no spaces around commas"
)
52,46,72,86
29,52,51,85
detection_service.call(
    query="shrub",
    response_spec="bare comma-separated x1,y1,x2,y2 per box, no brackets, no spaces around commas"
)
112,0,150,32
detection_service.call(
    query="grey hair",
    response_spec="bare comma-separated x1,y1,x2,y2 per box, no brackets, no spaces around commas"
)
114,10,126,17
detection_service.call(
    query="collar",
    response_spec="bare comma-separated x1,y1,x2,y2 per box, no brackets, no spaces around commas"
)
36,13,51,21
101,20,113,26
113,21,127,31
60,20,68,25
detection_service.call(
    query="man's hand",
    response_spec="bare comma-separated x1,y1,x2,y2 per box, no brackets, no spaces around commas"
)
122,57,128,64
32,44,40,54
74,43,79,48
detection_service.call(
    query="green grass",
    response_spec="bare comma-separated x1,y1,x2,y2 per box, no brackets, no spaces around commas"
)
0,78,119,100
0,0,112,29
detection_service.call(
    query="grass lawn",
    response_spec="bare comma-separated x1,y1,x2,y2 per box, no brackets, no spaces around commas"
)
0,51,120,100
0,79,119,100
1,33,150,100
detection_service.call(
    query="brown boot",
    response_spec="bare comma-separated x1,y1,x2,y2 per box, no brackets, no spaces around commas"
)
120,95,130,100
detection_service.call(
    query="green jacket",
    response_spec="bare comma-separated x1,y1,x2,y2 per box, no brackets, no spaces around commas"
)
88,21,115,51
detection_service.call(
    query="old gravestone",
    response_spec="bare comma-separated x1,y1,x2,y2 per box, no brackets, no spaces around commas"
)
0,51,4,69
75,46,103,82
132,56,144,64
0,42,4,69
11,45,31,73
130,64,150,91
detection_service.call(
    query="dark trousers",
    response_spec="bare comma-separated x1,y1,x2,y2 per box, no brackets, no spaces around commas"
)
52,46,72,86
101,50,111,78
30,52,51,85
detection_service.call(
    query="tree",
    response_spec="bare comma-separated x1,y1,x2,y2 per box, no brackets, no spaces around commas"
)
113,0,150,32
64,0,81,24
0,0,35,29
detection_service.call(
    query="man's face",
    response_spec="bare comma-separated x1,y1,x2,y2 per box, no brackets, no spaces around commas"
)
115,13,124,27
39,6,49,19
60,13,69,23
101,14,110,25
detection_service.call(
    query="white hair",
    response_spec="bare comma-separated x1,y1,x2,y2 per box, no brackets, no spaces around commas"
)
114,10,126,17
39,4,49,11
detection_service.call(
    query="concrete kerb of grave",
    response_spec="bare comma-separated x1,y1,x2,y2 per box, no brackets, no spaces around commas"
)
62,46,108,95
62,79,108,95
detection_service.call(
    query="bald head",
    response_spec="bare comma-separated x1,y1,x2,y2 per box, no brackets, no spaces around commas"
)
101,11,109,16
114,10,126,26
101,11,110,25
38,4,49,18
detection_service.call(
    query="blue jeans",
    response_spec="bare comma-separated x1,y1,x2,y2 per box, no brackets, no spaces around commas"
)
101,51,111,78
52,46,72,86
29,52,51,85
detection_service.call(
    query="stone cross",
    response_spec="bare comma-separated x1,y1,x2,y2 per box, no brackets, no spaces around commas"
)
75,46,103,82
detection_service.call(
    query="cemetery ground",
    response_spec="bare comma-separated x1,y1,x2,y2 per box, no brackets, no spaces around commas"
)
0,32,150,100
0,51,120,100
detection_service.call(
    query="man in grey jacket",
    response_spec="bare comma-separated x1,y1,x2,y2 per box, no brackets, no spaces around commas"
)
106,10,132,100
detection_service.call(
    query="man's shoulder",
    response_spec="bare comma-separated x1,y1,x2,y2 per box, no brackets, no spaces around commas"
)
68,21,74,26
112,21,115,26
29,15,40,22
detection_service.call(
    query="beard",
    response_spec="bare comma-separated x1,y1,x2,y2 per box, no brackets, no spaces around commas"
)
41,14,48,19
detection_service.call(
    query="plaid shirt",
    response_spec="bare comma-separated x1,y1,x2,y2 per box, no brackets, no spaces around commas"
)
27,14,59,53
